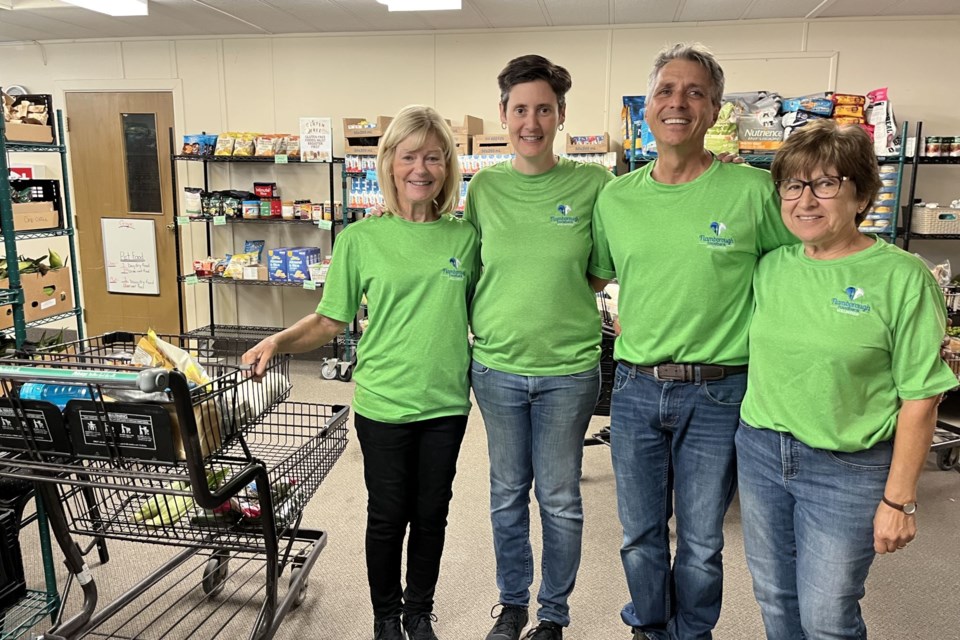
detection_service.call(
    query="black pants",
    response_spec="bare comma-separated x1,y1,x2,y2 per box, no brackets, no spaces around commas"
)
354,412,468,620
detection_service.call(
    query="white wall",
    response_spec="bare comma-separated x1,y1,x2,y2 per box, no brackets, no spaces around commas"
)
3,16,959,331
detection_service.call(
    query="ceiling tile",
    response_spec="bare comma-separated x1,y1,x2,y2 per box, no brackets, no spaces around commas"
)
882,0,960,15
677,0,755,22
742,0,825,20
417,2,493,29
544,0,611,26
816,0,900,18
613,0,681,24
469,0,549,28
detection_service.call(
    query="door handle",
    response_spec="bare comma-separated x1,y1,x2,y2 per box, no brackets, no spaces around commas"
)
166,223,175,230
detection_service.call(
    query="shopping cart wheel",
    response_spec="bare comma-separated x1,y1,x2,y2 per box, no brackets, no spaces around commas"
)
320,359,338,380
202,550,230,597
336,363,353,383
289,567,309,608
936,447,960,470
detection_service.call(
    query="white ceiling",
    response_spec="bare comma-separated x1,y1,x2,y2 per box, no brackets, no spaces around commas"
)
0,0,956,43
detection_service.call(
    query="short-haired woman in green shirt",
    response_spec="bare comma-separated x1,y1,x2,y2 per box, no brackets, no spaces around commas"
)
736,119,957,639
243,105,479,640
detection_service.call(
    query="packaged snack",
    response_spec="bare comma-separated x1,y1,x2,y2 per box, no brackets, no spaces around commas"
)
833,104,865,118
201,134,218,155
182,134,203,156
831,93,866,106
183,187,203,218
232,133,256,157
781,95,834,116
253,182,277,198
255,135,276,157
221,194,241,218
222,252,258,279
244,240,265,263
201,191,221,218
273,135,288,156
286,135,300,159
214,132,236,156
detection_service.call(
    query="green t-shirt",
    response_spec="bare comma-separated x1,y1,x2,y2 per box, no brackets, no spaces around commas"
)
590,159,795,366
740,238,957,452
463,157,613,375
316,214,479,423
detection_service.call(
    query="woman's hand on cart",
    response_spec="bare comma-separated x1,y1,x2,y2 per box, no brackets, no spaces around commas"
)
242,338,278,382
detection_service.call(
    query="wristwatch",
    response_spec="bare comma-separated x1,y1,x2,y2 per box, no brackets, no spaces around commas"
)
882,496,918,515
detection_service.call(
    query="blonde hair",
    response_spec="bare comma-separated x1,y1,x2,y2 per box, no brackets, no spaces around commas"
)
376,105,461,216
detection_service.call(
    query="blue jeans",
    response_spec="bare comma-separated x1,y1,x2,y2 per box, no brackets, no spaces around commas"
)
736,421,890,640
471,360,600,627
610,363,744,640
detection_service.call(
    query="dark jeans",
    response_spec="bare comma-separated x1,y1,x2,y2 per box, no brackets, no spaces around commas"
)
355,412,468,620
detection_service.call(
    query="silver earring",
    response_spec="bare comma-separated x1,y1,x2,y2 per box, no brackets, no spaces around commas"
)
501,122,507,130
558,123,564,131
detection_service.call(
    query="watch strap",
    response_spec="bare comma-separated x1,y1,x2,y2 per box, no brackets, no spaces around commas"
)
881,496,917,513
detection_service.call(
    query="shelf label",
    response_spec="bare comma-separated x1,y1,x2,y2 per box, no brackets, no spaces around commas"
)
316,220,333,231
275,154,289,164
185,275,199,285
303,280,317,291
365,170,378,182
176,216,190,226
213,215,227,226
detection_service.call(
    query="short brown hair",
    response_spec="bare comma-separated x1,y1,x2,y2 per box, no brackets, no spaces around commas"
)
497,55,572,110
771,120,881,224
376,105,462,216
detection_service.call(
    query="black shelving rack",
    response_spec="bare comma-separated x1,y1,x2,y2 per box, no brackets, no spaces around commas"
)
169,130,345,336
896,122,960,251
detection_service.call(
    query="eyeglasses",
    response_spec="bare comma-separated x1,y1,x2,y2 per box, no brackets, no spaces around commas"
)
775,175,850,201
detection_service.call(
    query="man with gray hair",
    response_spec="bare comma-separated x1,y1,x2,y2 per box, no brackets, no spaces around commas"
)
589,43,795,639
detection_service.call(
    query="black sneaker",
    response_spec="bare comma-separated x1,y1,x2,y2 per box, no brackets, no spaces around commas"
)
402,612,439,640
485,604,529,640
373,616,404,640
523,621,563,639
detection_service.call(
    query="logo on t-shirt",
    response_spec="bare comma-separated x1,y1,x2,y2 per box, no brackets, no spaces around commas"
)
832,286,871,316
550,204,580,226
698,220,735,248
442,257,465,280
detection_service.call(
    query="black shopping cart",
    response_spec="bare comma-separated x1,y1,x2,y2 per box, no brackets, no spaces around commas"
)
0,331,349,639
586,291,616,447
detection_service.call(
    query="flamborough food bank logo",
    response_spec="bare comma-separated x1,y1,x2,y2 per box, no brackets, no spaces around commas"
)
443,257,465,280
832,286,871,316
550,204,579,226
699,221,735,248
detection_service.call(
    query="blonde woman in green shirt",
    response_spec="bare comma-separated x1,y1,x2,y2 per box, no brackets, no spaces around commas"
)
737,120,957,639
243,105,478,640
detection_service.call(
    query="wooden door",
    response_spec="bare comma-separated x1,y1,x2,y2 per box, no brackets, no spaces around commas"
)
65,92,179,337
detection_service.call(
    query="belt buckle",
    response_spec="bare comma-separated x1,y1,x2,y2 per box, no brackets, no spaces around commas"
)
653,364,685,381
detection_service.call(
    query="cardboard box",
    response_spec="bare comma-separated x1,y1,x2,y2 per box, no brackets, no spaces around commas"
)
7,202,59,232
287,247,321,282
21,268,72,323
343,116,393,138
0,278,11,331
565,133,611,154
344,138,380,155
473,134,514,156
453,134,471,156
4,122,54,144
451,115,484,136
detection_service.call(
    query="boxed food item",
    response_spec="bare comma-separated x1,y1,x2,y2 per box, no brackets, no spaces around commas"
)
343,116,393,138
21,268,72,322
286,247,322,282
3,93,54,144
565,133,611,154
451,115,483,136
473,134,514,155
267,248,290,282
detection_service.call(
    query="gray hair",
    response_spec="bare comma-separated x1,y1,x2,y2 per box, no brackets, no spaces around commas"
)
647,43,725,107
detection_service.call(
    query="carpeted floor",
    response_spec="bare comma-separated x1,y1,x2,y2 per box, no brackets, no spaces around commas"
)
14,360,960,639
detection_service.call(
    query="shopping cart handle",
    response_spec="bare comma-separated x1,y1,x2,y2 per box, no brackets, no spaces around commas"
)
137,368,169,393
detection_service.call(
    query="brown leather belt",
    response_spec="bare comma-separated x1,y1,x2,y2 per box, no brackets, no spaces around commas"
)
623,362,748,382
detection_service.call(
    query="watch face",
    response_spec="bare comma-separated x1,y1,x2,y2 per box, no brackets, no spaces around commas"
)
903,502,917,515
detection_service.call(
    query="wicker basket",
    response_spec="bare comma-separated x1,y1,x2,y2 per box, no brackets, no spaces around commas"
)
911,206,960,235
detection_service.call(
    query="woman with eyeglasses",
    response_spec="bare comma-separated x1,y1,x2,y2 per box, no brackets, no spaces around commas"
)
735,119,957,639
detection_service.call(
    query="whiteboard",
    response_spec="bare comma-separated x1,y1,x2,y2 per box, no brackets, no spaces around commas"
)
101,218,160,295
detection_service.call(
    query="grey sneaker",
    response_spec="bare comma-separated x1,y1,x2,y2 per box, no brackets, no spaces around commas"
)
523,621,563,639
403,612,439,640
486,604,529,640
373,616,404,640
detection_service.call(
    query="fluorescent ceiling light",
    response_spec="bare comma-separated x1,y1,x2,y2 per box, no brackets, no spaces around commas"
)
61,0,148,16
376,0,461,11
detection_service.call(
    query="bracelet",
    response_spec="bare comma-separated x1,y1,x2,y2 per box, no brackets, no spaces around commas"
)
881,496,918,514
